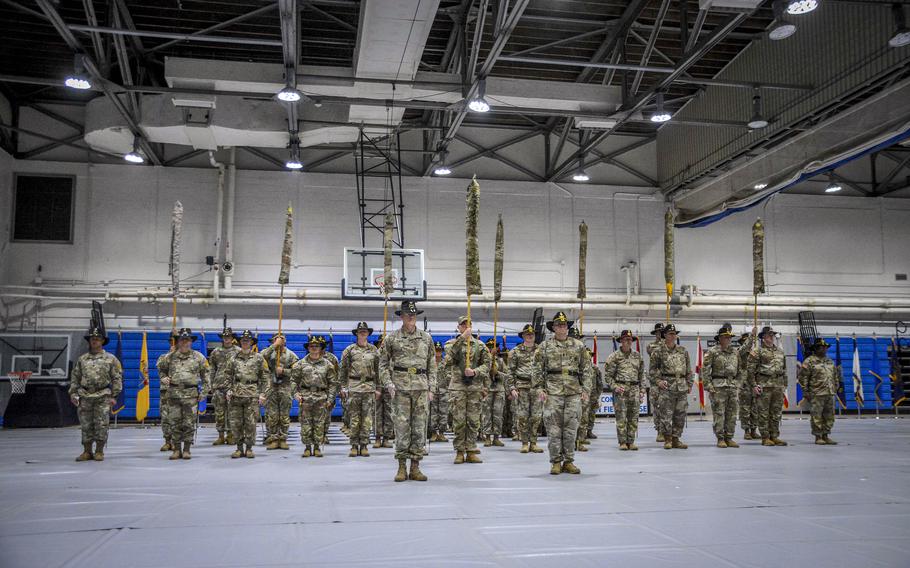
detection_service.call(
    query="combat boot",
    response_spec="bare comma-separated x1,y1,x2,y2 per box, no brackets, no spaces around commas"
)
520,442,529,454
511,434,520,441
278,439,289,450
93,442,105,461
550,462,562,475
159,441,171,452
619,443,629,451
169,442,182,460
580,438,591,445
716,438,728,448
672,437,688,449
743,431,753,440
587,431,598,439
663,439,673,450
382,439,393,448
492,436,504,447
231,445,244,458
302,445,311,458
529,442,544,453
359,445,370,457
483,436,492,447
656,433,665,443
349,446,359,457
182,442,192,459
322,436,330,445
409,460,427,481
725,438,739,448
466,452,483,464
266,440,279,450
562,461,580,474
771,437,788,446
313,445,323,458
438,433,449,442
628,443,639,451
76,442,93,462
575,441,588,452
750,428,760,439
454,451,465,464
373,437,382,448
761,437,775,446
824,435,838,445
245,447,255,458
226,433,235,445
212,433,226,446
394,459,408,482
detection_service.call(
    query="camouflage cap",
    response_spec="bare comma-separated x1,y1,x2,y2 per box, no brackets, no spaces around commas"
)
457,315,471,326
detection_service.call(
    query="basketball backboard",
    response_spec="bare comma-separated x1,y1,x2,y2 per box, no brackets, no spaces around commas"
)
0,334,71,380
342,247,426,301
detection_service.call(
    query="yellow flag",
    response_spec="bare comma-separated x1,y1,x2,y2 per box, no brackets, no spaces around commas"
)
136,331,150,422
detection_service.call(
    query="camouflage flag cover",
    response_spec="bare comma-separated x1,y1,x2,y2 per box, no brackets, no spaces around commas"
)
383,213,394,296
752,218,765,295
465,176,482,296
169,201,183,296
493,214,504,302
577,221,588,300
278,203,293,285
663,208,674,295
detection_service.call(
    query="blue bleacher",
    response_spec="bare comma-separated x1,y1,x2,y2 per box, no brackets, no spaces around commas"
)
819,336,893,410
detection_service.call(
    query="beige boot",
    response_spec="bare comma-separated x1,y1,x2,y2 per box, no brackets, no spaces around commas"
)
672,437,688,449
743,431,754,440
619,443,629,451
663,440,673,450
550,462,562,475
628,443,639,451
231,445,244,458
266,440,279,450
483,436,492,447
359,445,370,457
575,441,588,452
212,433,226,446
93,442,105,461
761,437,775,446
182,442,192,459
159,441,172,452
562,461,580,474
382,439,393,448
394,459,407,482
302,445,312,458
278,439,289,450
169,442,182,460
245,447,255,458
771,437,788,446
529,442,544,453
373,437,382,449
824,435,838,445
492,436,504,447
520,442,529,454
466,452,483,464
76,442,93,462
313,445,323,458
349,446,359,457
717,438,728,448
226,433,235,445
725,438,739,448
656,433,665,443
454,451,465,464
408,460,427,481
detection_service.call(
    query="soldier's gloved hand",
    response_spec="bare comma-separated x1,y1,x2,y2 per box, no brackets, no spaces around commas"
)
160,376,170,386
70,395,80,407
258,395,266,406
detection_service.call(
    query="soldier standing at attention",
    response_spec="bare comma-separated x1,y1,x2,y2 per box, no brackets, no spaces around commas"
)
159,328,207,460
379,301,437,482
703,326,741,448
292,335,338,459
429,341,449,442
509,324,544,454
583,348,604,443
70,326,123,462
225,330,268,459
797,338,839,445
648,324,693,450
483,338,509,448
373,335,394,449
207,327,239,446
321,347,340,445
604,330,645,451
646,323,665,442
444,316,492,464
749,326,788,447
737,329,760,440
260,332,299,450
567,327,592,453
340,322,380,457
156,332,178,452
534,312,592,475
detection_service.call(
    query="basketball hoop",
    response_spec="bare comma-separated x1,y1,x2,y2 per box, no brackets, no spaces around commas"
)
6,372,32,395
373,273,400,289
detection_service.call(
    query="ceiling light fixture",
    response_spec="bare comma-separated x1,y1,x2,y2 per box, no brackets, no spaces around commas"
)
753,183,768,191
277,85,302,102
123,136,144,164
747,88,770,129
468,78,490,113
650,92,671,123
889,4,910,48
572,156,590,182
769,0,798,40
786,0,818,15
824,174,842,193
64,54,92,90
285,142,303,170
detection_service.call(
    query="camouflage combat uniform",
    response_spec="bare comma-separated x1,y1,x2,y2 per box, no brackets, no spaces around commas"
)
578,362,604,443
260,344,299,445
534,336,593,465
482,352,509,444
648,344,693,443
604,348,646,447
379,327,437,461
207,344,240,439
340,342,380,447
322,351,340,441
749,342,787,442
702,344,740,442
430,354,449,438
444,336,492,455
798,353,838,441
156,351,173,447
225,349,269,449
70,350,123,448
292,354,338,448
737,335,760,436
647,339,663,437
160,349,208,447
508,342,543,448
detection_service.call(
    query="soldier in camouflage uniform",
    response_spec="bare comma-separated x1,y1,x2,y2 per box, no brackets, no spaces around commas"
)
482,337,508,448
567,328,592,452
797,338,839,445
260,333,299,450
340,322,380,457
737,329,760,440
444,316,492,464
584,348,604,442
373,335,394,449
749,326,788,446
69,327,123,462
534,312,592,475
155,333,178,452
158,328,208,460
604,330,646,451
207,327,239,446
322,346,340,445
646,323,665,442
429,341,449,442
509,324,544,454
648,324,693,450
292,335,338,458
225,330,268,458
379,301,437,482
703,326,740,448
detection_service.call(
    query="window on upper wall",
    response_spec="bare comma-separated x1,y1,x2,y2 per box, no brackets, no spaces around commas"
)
11,174,75,243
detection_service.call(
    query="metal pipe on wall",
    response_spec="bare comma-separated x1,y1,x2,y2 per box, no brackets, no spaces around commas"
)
224,147,237,290
208,151,226,301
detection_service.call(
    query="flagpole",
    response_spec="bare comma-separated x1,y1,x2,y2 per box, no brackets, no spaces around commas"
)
854,333,861,419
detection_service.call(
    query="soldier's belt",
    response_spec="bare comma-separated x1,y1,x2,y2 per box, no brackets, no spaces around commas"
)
393,366,427,375
546,368,579,377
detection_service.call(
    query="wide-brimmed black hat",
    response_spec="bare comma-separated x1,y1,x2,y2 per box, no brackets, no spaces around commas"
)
434,341,443,351
518,323,535,338
304,335,327,350
568,327,583,339
737,332,751,344
352,321,374,335
714,327,736,342
546,311,574,331
373,335,385,348
220,327,237,339
84,326,109,346
758,326,778,339
651,323,664,336
395,300,423,316
237,329,257,342
175,327,198,341
485,337,503,351
810,337,831,350
662,324,679,336
616,330,637,341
